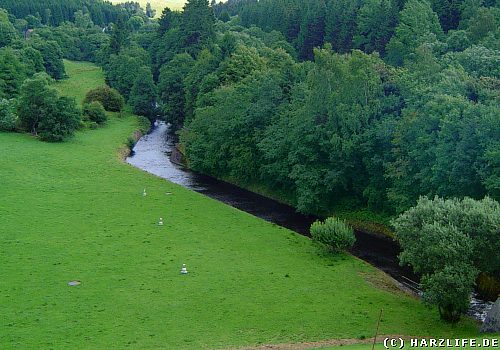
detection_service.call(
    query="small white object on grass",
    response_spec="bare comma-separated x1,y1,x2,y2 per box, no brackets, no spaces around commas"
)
181,264,188,274
143,189,147,197
158,217,164,226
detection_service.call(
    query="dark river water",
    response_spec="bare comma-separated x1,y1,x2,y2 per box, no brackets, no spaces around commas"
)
127,121,493,322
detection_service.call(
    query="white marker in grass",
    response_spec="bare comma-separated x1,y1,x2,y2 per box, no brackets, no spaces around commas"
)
181,264,188,275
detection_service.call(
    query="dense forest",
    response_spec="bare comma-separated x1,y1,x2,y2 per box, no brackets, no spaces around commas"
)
0,0,499,320
2,0,498,215
0,0,123,26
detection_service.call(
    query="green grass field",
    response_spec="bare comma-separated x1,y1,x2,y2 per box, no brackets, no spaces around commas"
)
0,61,481,349
110,0,187,12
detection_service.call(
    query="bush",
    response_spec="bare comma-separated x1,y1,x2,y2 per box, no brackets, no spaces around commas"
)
421,264,477,323
310,217,356,253
83,101,107,124
0,99,17,131
17,75,81,142
392,196,499,321
84,86,125,112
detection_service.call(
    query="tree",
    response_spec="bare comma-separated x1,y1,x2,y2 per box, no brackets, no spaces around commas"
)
83,101,107,124
183,49,219,123
393,196,499,321
219,10,230,22
145,3,156,18
30,39,66,79
0,8,16,48
324,0,362,53
386,0,444,66
465,6,499,43
157,53,193,130
18,46,45,76
353,0,398,55
74,10,93,28
180,0,216,56
128,15,145,31
157,7,181,35
105,47,148,98
0,48,26,99
0,98,16,131
38,96,81,142
129,66,157,121
17,74,81,141
84,86,124,112
310,217,356,253
421,264,477,322
296,0,326,60
109,13,129,54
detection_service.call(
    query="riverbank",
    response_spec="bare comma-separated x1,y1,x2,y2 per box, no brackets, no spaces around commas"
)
0,61,479,349
172,141,394,238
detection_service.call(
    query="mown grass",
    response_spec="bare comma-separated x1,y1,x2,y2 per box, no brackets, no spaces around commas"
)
0,61,480,349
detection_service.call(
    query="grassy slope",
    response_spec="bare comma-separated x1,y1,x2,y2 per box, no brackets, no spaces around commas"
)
0,61,479,350
109,0,186,12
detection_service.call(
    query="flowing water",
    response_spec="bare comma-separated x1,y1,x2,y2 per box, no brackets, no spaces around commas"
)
127,121,492,322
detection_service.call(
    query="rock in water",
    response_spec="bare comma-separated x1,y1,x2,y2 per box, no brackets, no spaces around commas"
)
481,297,500,333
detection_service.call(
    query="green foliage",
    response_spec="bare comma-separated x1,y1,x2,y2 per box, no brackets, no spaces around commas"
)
157,53,193,129
0,47,26,99
354,0,398,55
38,95,81,142
421,264,477,322
128,66,157,120
393,196,500,320
0,8,16,47
0,98,16,131
29,39,66,79
84,85,125,112
0,0,122,26
296,0,326,60
35,22,109,62
465,6,499,43
310,217,356,252
83,101,107,124
17,73,81,141
18,46,45,76
109,13,130,54
105,47,148,97
386,0,443,66
180,0,216,56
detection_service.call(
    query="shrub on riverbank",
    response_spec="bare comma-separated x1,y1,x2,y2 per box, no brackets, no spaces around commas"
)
310,217,356,253
393,196,500,321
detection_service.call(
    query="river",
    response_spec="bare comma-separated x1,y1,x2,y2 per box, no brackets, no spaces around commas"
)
127,121,493,322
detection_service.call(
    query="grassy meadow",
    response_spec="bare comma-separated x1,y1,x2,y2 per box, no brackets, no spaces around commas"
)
109,0,187,13
0,61,481,349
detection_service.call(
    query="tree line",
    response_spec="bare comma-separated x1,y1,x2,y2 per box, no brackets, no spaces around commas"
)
214,0,498,60
0,0,122,26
